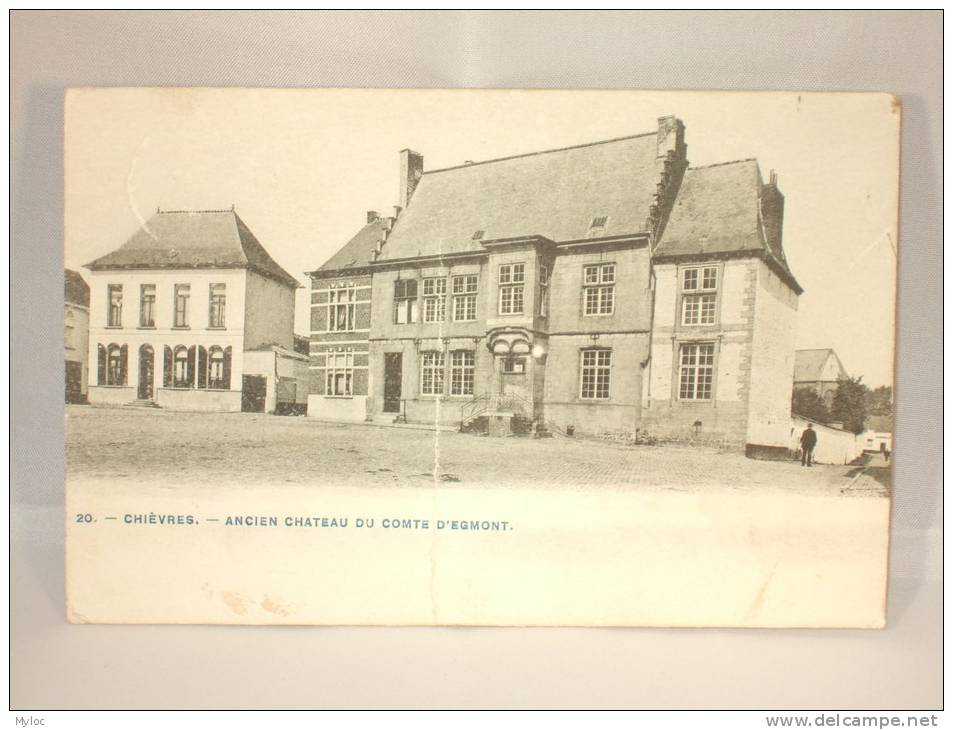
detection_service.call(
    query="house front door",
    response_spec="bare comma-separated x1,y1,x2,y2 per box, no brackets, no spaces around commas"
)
383,352,402,413
498,355,532,415
138,345,154,400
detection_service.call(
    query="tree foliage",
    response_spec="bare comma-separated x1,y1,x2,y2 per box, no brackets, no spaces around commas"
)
865,385,893,416
831,376,869,434
792,387,830,423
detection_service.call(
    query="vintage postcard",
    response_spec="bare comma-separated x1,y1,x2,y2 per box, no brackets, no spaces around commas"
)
64,88,898,626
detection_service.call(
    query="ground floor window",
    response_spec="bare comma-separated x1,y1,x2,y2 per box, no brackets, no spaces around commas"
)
679,342,715,400
162,344,232,389
97,343,127,385
326,351,353,396
580,349,611,399
450,351,475,396
421,351,445,395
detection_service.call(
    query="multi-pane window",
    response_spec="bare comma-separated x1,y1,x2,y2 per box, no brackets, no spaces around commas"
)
498,263,525,315
107,285,123,327
394,279,418,324
681,266,718,326
107,344,125,385
580,349,611,399
328,287,356,331
326,351,354,396
679,343,715,400
139,284,155,327
207,346,227,389
421,351,445,396
209,283,226,328
450,351,475,396
583,263,615,315
174,284,190,327
422,278,447,323
173,346,191,387
452,275,478,321
538,265,550,316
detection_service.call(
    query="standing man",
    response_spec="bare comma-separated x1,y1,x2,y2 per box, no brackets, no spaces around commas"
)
800,423,818,467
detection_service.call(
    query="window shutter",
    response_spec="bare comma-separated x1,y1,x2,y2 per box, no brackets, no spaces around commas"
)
119,345,128,385
97,344,106,385
187,346,196,387
163,346,173,387
197,347,208,388
223,346,232,390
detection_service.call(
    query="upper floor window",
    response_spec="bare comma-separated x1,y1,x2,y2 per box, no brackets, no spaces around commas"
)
107,285,123,327
452,274,478,322
421,351,445,396
174,284,190,328
538,265,550,316
209,283,227,328
328,286,356,332
580,349,611,399
422,277,447,323
583,263,615,316
498,263,525,315
679,342,715,400
393,279,418,324
681,266,718,326
139,284,155,327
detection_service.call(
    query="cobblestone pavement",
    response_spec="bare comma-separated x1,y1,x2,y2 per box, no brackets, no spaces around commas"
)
65,405,889,497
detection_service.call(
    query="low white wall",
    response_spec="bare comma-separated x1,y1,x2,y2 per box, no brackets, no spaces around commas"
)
87,386,136,405
308,394,367,422
791,416,862,465
156,388,241,412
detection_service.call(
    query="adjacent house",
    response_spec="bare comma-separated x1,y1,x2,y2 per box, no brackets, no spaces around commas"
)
84,208,302,413
862,413,893,454
794,348,849,409
65,268,90,404
308,116,803,452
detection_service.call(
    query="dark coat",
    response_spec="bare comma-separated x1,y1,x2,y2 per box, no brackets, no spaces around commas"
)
800,427,818,449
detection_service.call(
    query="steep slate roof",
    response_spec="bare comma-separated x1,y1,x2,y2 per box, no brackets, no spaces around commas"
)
86,210,300,288
657,160,762,256
794,348,849,383
655,160,800,290
64,269,89,307
313,218,389,273
376,133,659,261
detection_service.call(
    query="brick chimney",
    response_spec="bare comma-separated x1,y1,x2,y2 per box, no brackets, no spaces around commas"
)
366,210,380,224
647,116,689,242
760,170,785,258
399,149,424,210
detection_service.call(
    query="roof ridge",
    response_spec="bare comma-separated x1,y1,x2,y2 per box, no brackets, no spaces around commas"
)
688,158,757,171
424,131,657,174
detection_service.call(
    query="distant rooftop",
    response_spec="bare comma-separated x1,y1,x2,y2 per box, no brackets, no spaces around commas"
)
85,209,300,288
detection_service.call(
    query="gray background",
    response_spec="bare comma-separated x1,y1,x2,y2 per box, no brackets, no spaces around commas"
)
11,10,942,709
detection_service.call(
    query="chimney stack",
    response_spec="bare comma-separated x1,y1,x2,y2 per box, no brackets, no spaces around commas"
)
761,170,785,257
656,115,686,160
366,210,380,224
399,149,424,210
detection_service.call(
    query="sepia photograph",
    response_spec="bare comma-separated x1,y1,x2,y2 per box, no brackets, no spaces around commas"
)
62,88,899,628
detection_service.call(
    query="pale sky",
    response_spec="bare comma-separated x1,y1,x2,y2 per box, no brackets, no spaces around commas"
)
65,88,899,387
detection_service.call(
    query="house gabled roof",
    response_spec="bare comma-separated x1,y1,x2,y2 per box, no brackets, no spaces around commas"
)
794,348,849,383
311,217,390,275
655,159,801,291
375,133,659,261
85,209,300,288
64,268,89,307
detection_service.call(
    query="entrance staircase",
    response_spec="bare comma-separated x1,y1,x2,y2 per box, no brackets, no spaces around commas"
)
460,392,549,436
125,399,160,408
